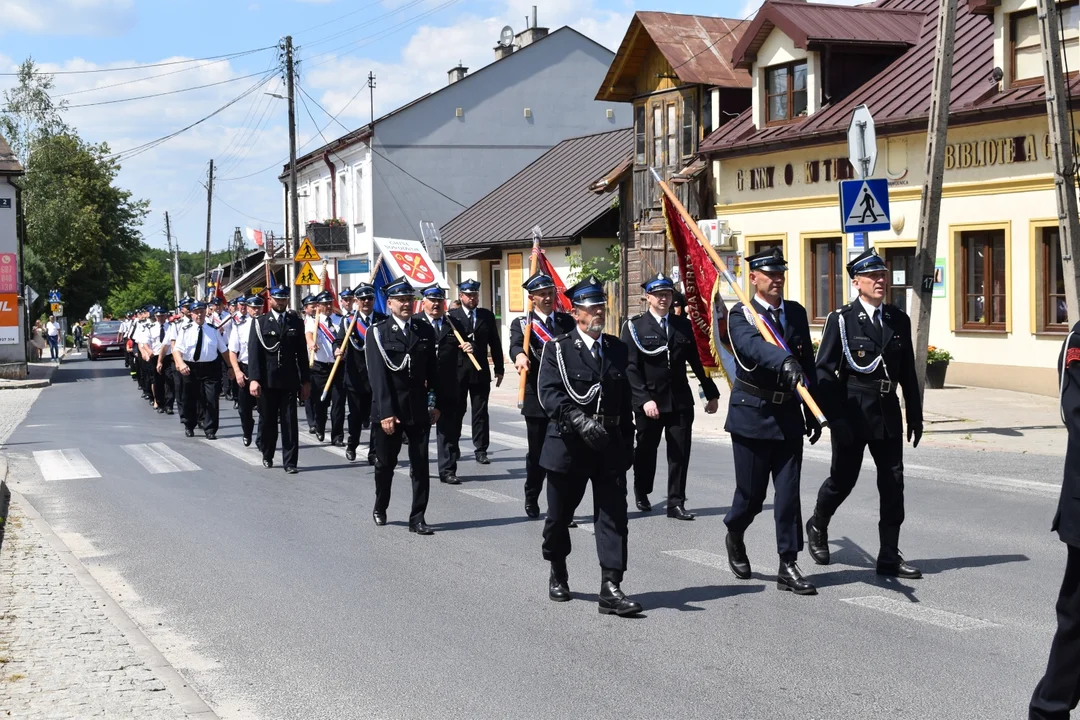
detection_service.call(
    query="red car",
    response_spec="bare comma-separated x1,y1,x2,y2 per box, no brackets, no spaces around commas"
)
88,320,126,361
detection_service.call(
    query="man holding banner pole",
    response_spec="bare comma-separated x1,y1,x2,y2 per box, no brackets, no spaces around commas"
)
334,284,384,464
449,279,504,465
307,291,346,445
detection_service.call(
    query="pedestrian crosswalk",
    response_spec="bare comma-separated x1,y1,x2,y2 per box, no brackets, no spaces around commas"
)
32,449,101,481
122,443,201,474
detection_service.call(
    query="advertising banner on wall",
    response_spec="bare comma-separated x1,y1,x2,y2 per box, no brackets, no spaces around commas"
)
0,293,18,344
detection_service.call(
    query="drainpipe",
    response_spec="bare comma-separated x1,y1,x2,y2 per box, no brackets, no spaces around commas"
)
323,152,337,219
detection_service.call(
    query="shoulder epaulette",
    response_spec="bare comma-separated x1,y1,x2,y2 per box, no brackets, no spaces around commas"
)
630,312,644,321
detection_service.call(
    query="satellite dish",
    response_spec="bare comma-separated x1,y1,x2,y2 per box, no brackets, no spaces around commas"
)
499,25,514,47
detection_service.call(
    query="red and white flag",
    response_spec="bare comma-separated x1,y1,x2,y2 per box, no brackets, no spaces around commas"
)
246,228,264,247
533,248,571,313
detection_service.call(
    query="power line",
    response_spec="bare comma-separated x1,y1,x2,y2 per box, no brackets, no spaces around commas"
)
51,69,273,109
0,46,277,76
297,84,349,132
294,0,393,35
300,0,429,50
212,190,282,225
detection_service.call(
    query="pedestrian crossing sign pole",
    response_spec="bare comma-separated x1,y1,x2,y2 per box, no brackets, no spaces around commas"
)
839,178,891,234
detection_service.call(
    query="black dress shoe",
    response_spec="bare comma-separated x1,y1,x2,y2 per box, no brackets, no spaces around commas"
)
807,516,831,565
308,426,316,435
284,466,298,475
549,569,571,602
262,458,274,469
475,451,490,465
372,510,387,526
204,431,217,440
877,559,923,579
242,436,252,447
164,407,174,415
777,560,817,595
598,580,643,616
184,428,195,437
156,407,165,414
440,473,460,485
635,495,652,512
409,521,435,535
331,438,345,447
726,532,752,579
367,454,377,466
524,501,540,519
667,505,696,521
345,448,356,462
315,430,325,442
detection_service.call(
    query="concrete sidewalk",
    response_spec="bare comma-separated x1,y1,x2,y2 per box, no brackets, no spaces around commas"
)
0,349,79,390
489,372,1067,457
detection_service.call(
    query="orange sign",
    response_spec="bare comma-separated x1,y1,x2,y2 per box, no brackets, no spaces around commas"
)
0,293,18,345
390,251,435,284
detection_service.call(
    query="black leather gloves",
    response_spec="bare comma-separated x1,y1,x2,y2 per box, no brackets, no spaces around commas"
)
564,408,609,451
806,421,822,445
907,422,923,448
780,357,804,392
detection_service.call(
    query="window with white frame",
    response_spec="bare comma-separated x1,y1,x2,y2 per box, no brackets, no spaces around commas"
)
1011,2,1080,85
354,167,364,226
338,172,348,224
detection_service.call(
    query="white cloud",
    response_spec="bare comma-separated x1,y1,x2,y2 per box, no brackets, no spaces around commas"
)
0,0,136,36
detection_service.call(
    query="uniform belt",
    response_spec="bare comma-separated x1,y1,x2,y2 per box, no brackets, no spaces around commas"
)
733,378,793,404
847,376,895,395
586,413,621,428
313,360,334,368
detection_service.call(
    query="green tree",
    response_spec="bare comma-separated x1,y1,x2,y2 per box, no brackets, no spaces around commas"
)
0,58,69,163
567,243,621,284
106,256,173,315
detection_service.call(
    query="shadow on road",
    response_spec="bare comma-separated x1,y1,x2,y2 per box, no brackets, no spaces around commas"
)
52,364,132,384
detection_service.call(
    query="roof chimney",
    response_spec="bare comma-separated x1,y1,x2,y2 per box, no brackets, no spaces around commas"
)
514,6,548,48
494,42,515,60
448,63,468,85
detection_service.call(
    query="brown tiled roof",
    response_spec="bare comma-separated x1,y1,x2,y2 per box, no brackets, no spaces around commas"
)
701,0,1049,157
731,0,925,69
441,128,631,250
596,12,752,102
0,135,23,175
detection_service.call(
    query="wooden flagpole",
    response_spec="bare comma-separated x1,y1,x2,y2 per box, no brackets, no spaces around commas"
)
321,312,358,402
649,168,827,426
516,233,542,408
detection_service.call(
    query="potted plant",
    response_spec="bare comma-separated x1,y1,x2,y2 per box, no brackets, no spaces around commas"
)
925,346,953,389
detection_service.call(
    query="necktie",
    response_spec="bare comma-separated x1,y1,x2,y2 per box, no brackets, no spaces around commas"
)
546,317,553,333
193,325,203,362
769,307,783,335
470,311,476,331
660,317,667,335
873,309,882,330
159,323,165,342
590,342,601,363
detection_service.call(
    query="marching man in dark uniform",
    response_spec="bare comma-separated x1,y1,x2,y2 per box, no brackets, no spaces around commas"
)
723,247,821,595
420,285,472,485
367,277,443,534
623,272,720,520
307,290,346,445
226,296,260,448
448,279,504,465
510,271,576,518
172,301,229,440
537,276,640,616
1030,324,1080,719
302,293,319,434
806,248,923,579
149,307,175,415
334,284,384,464
247,285,311,474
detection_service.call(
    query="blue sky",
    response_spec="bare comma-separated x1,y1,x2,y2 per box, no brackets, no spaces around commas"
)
2,0,756,254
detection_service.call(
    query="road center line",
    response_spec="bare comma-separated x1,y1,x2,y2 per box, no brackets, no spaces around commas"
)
32,449,100,481
840,595,999,631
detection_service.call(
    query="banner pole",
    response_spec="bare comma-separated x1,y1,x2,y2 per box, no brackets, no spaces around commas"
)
649,168,827,426
517,238,541,409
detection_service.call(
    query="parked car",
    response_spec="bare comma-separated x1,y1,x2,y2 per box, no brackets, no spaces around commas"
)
87,320,126,361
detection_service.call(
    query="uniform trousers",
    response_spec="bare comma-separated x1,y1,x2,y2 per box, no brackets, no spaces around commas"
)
542,463,629,572
153,356,175,410
372,421,431,524
344,376,373,453
725,434,805,560
310,360,345,441
182,361,221,434
1031,543,1080,719
457,382,491,453
633,408,693,508
259,387,299,469
235,362,261,447
523,416,550,504
304,393,316,431
173,356,187,423
815,432,906,557
435,398,463,479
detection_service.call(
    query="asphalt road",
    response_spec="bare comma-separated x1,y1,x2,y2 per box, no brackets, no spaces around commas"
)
3,354,1071,720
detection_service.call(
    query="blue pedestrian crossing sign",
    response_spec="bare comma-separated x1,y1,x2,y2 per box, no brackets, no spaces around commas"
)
48,289,61,303
839,178,890,233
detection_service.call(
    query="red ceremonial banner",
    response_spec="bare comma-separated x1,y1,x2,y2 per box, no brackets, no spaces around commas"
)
662,196,717,369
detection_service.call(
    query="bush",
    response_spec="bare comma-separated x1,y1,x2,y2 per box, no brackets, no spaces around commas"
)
927,345,953,364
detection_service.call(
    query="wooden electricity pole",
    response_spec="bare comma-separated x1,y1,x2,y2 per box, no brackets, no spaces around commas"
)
203,159,214,299
285,35,301,310
1037,0,1080,328
910,0,957,399
164,211,180,306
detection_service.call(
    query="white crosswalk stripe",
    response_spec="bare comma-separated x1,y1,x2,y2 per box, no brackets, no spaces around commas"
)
297,433,349,459
122,443,201,474
33,449,101,481
201,438,262,465
463,424,529,450
662,549,729,570
840,596,998,631
457,488,517,503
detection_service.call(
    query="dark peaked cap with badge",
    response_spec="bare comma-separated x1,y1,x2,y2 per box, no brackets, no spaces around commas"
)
847,248,888,277
564,276,607,306
269,285,290,299
353,283,376,298
423,286,447,299
383,276,417,297
523,272,555,292
746,246,789,273
642,272,675,293
458,279,481,293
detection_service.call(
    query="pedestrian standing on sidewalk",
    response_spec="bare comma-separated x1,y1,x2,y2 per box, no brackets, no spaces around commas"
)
73,322,83,351
1030,324,1080,719
45,315,59,361
806,248,923,580
30,320,46,361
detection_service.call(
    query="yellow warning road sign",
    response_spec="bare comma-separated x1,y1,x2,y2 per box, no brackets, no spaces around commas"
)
294,238,321,262
295,261,321,285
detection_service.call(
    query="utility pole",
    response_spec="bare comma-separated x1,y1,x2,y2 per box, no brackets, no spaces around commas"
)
909,0,957,399
203,159,214,300
368,72,376,125
1038,0,1080,327
164,211,180,306
285,35,301,309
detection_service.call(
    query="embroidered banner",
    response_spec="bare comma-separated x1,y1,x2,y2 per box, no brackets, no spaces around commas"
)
662,195,716,371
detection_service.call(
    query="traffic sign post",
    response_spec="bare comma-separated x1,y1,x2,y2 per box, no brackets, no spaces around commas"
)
295,261,321,286
847,104,877,180
840,178,891,233
48,289,61,304
294,238,321,263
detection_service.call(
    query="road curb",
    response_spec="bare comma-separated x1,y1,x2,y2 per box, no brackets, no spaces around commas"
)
6,477,220,720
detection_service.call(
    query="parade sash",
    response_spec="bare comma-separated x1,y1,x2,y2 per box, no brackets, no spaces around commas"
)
529,318,554,344
318,321,336,345
354,313,368,339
